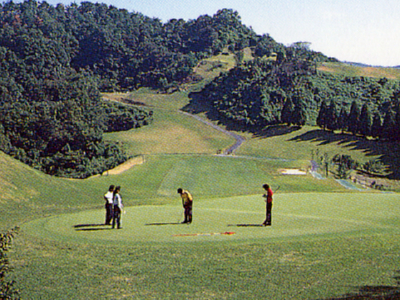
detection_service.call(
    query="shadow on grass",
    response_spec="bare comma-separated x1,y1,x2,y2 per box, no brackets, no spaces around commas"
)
322,271,400,299
289,129,400,179
145,222,183,226
227,224,265,227
74,224,112,231
184,92,400,179
182,95,302,137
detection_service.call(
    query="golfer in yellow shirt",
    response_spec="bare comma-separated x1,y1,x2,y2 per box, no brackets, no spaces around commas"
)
178,188,193,224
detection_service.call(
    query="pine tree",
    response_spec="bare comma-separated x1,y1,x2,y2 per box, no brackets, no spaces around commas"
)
358,103,372,137
371,111,382,138
337,106,348,133
326,100,338,131
292,102,307,126
316,101,328,130
281,98,294,126
382,109,396,140
347,101,360,135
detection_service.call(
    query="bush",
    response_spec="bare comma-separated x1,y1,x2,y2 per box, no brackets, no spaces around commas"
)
0,227,19,300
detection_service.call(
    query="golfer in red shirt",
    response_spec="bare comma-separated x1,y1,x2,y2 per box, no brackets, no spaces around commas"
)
262,184,273,226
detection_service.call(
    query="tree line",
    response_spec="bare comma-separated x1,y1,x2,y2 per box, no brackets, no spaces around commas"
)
317,89,400,140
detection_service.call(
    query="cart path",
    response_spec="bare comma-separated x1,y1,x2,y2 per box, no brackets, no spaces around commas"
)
180,111,246,155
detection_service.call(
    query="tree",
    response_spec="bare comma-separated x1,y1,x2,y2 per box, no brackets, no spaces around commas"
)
347,101,360,135
292,102,307,126
281,98,294,125
316,101,328,129
382,109,396,140
358,103,372,137
326,100,338,131
371,111,382,138
337,106,348,133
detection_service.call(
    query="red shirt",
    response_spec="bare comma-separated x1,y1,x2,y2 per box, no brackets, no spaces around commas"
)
266,188,273,203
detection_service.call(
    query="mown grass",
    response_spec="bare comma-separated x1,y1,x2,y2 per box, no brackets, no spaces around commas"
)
12,193,400,299
3,57,400,299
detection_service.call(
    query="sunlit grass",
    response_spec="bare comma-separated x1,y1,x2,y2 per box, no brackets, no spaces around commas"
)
318,62,400,80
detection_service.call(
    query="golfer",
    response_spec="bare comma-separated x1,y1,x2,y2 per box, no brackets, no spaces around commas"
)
178,188,193,224
104,185,114,225
112,186,123,229
262,184,273,226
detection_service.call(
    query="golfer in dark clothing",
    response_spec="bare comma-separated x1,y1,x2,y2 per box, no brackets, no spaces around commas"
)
262,184,273,226
112,186,123,229
104,185,114,225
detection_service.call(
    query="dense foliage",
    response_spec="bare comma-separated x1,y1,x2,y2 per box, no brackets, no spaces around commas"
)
0,1,256,178
0,227,19,299
189,43,400,141
188,43,336,128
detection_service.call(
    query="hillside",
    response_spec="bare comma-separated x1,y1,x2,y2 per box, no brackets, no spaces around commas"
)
318,62,400,80
0,1,262,179
0,0,399,183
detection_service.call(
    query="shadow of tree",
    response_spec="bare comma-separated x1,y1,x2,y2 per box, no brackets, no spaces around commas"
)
289,129,400,180
184,92,400,179
322,271,400,299
182,92,301,136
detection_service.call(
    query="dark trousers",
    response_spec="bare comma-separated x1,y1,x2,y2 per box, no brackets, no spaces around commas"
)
112,206,121,229
183,205,192,223
264,202,272,225
105,203,113,225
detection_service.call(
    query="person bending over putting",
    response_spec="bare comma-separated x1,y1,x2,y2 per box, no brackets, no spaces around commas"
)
104,185,114,225
112,186,123,229
262,184,273,226
178,188,193,224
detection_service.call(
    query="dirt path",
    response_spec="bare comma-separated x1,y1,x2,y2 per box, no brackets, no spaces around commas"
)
180,111,245,155
98,156,144,176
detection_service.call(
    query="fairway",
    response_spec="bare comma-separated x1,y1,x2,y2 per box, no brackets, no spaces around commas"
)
23,193,400,244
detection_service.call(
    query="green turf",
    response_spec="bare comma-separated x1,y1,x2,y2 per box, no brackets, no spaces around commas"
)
22,193,400,244
13,193,400,299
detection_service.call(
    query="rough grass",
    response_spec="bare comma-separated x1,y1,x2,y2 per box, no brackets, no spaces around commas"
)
318,62,400,80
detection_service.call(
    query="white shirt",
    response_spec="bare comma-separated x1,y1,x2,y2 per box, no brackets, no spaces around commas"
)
104,191,113,204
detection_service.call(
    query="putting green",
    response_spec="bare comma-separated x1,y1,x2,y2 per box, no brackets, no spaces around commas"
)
23,193,400,244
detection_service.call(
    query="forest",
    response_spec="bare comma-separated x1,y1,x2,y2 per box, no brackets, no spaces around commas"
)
0,0,398,179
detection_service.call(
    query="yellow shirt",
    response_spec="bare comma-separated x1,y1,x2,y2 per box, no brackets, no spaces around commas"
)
181,190,193,206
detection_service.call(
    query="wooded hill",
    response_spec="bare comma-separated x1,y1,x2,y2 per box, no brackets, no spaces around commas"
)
0,0,398,179
188,53,400,141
